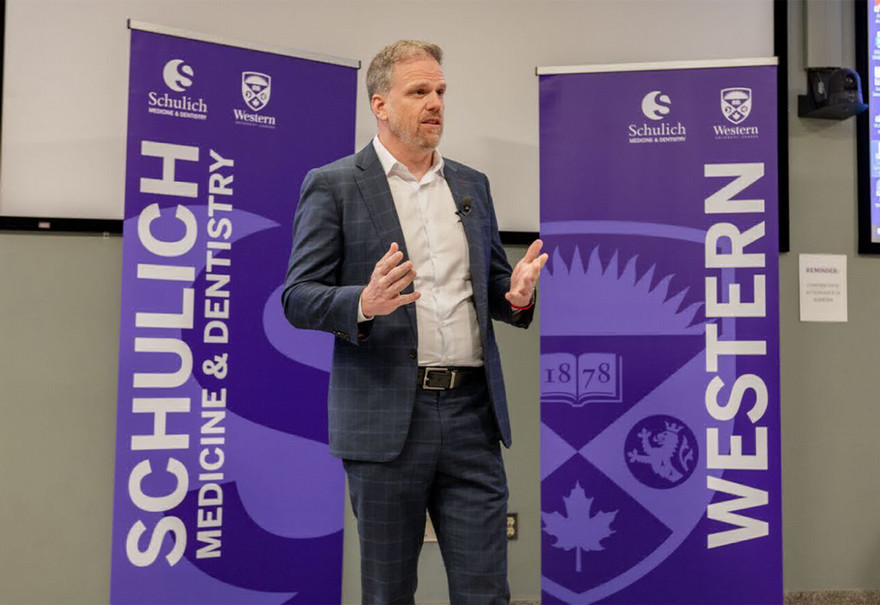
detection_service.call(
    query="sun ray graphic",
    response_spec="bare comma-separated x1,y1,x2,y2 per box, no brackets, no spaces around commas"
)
542,246,704,336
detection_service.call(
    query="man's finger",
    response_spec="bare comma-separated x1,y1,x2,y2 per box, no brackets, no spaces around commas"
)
518,252,548,279
384,251,405,272
522,239,544,264
536,252,549,269
375,242,400,270
388,270,417,294
382,260,413,285
376,250,404,276
379,242,398,262
396,291,420,307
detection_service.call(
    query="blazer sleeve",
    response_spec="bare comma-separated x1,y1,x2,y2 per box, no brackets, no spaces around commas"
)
281,168,364,344
483,175,535,329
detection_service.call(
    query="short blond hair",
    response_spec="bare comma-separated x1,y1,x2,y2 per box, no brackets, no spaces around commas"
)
366,40,443,99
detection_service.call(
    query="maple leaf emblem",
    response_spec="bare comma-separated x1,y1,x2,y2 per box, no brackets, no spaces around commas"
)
542,482,618,572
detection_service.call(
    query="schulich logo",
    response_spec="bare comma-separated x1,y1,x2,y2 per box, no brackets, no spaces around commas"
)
627,90,687,144
147,58,208,120
641,90,671,120
163,59,193,92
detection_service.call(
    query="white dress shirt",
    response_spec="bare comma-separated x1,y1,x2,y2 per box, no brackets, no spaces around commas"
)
362,136,483,367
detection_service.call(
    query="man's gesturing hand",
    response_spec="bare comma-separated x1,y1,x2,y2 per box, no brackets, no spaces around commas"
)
505,239,549,309
360,242,420,318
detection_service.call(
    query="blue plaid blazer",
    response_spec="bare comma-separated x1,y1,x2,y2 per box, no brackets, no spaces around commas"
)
282,144,533,462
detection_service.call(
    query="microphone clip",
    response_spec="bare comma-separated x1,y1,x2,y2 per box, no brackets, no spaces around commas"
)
456,197,473,220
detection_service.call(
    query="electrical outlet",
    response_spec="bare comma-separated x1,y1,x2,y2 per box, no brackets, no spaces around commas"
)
506,513,518,540
426,512,516,541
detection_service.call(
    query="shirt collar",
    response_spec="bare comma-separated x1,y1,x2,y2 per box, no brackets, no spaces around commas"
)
372,136,445,179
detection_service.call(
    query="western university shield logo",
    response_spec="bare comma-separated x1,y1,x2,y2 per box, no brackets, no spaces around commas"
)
721,87,752,124
242,72,271,111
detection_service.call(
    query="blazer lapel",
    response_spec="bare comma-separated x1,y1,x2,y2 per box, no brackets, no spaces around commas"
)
353,144,418,339
445,164,489,330
354,144,407,254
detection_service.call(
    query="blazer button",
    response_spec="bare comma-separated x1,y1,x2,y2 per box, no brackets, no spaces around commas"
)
409,349,417,359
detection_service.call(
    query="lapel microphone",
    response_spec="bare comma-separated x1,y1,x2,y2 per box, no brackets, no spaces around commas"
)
456,197,473,220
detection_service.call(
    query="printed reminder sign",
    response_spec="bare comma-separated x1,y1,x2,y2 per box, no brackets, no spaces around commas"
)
799,254,848,322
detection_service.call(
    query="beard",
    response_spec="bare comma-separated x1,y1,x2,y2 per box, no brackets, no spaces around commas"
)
387,110,442,151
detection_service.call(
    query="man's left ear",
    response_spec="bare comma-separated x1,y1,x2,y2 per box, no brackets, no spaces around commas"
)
371,94,386,121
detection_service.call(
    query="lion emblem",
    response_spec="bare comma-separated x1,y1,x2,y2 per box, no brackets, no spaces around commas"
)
624,416,698,489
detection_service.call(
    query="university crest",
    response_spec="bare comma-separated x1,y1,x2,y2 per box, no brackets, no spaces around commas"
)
242,71,272,112
721,87,752,124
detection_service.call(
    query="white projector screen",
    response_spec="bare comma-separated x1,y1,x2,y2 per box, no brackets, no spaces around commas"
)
0,0,774,232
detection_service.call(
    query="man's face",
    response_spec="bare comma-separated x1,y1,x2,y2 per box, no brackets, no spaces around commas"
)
375,55,446,153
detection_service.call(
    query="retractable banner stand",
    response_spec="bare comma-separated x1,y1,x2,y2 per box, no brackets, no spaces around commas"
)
538,59,781,604
111,23,357,604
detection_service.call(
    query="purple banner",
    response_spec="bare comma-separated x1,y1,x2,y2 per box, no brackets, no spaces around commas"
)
539,62,781,604
110,27,356,603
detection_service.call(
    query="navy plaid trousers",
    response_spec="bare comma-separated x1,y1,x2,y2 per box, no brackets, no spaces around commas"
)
343,375,510,604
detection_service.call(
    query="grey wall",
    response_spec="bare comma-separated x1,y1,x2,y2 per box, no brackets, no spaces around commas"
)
0,233,121,603
3,1,880,603
781,0,880,591
0,0,772,229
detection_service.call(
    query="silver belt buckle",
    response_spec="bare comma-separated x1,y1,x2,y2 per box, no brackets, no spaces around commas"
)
422,367,452,390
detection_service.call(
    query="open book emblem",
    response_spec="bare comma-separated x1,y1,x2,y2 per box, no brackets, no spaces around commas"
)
541,352,623,407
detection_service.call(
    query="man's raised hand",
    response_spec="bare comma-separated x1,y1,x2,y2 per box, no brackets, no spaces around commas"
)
360,242,420,318
505,239,549,309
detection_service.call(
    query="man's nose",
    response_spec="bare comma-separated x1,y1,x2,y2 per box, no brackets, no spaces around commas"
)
426,91,443,110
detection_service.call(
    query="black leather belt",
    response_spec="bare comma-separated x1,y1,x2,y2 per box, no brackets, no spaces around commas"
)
417,367,481,390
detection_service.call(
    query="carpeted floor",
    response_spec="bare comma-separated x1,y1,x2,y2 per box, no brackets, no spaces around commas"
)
507,591,880,604
785,591,880,605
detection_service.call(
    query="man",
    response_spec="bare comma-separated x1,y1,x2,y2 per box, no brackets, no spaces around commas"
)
282,40,547,604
